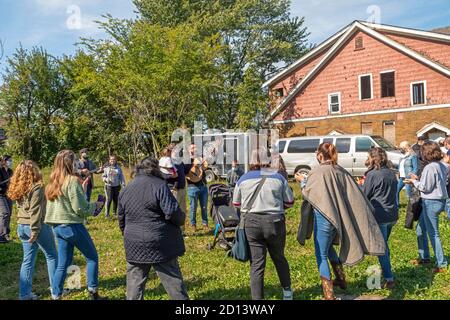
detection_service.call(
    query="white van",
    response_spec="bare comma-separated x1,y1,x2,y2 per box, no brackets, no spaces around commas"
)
276,135,402,177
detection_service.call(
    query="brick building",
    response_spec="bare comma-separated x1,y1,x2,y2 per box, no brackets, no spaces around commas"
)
264,21,450,145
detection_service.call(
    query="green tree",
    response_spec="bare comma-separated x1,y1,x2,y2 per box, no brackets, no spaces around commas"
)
0,47,71,165
134,0,310,129
76,17,220,161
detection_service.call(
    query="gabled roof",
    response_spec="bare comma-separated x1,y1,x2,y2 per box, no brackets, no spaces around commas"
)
266,21,450,123
262,22,353,88
417,121,450,136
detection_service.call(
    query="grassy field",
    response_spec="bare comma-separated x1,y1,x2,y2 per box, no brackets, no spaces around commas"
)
1,168,450,300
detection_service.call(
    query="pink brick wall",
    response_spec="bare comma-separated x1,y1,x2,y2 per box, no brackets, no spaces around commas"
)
269,50,327,108
274,30,450,121
383,32,450,69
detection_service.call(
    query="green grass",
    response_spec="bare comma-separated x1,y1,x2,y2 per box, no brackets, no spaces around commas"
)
1,168,450,300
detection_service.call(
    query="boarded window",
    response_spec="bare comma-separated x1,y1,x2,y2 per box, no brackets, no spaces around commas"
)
381,72,395,97
359,75,372,100
361,122,373,135
383,121,396,145
411,82,425,105
305,127,318,136
355,36,364,50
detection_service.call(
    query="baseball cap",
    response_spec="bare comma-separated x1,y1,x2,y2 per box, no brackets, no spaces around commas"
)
159,157,174,169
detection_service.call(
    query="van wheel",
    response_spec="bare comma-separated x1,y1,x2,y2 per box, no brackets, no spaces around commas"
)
294,167,311,179
204,170,216,183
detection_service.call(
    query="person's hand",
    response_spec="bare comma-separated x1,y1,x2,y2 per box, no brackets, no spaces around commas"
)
294,171,305,183
409,173,419,181
81,169,89,175
28,232,38,243
82,178,90,192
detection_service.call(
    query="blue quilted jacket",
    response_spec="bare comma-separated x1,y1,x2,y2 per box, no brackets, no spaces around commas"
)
118,174,186,264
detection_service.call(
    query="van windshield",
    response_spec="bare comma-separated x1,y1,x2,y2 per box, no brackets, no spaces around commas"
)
371,136,397,151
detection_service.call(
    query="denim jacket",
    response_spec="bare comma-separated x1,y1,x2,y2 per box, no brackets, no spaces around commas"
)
401,153,418,177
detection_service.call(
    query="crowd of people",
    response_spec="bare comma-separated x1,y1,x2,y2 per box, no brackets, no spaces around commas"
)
0,135,449,301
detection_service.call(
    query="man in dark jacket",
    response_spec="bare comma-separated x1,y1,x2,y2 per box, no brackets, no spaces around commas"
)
0,155,13,243
118,157,188,300
76,148,103,202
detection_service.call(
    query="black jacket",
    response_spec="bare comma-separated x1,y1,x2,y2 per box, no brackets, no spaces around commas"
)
118,174,186,264
412,143,429,177
363,167,399,224
0,167,12,196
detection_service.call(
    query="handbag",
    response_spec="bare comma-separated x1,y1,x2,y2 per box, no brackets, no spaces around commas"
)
230,176,267,262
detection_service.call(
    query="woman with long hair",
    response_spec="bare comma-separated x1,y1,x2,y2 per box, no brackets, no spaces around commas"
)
296,143,385,300
118,157,188,300
406,141,449,272
232,147,294,300
363,147,398,289
7,160,57,300
44,150,105,300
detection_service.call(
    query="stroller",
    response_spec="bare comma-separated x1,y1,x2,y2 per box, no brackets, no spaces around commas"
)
207,183,240,251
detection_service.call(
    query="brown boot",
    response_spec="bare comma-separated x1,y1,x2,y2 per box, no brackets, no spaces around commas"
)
320,276,336,300
331,262,347,290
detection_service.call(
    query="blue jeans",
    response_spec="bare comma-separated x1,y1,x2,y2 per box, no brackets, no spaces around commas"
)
52,224,99,297
446,198,450,219
397,178,412,205
378,223,394,281
313,210,340,280
85,184,93,202
17,224,58,300
187,184,208,226
416,199,447,268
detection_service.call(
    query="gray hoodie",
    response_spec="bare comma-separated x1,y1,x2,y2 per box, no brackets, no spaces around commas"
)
413,161,448,200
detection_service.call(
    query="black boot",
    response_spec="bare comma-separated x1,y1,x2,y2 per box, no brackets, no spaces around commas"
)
89,290,108,300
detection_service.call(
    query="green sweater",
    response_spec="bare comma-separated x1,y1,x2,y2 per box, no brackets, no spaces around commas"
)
45,176,96,225
16,184,46,237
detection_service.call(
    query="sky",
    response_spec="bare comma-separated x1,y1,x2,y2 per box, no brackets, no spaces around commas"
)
0,0,449,68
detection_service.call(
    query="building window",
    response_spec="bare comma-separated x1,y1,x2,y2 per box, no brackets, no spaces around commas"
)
359,74,373,100
411,81,426,105
355,36,364,50
328,92,341,114
361,122,373,135
380,71,395,98
383,121,396,145
305,127,318,136
274,88,284,98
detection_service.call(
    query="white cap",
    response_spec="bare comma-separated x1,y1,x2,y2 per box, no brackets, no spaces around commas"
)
159,157,174,169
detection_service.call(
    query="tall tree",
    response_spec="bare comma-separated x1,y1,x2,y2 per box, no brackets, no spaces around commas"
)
0,47,71,165
76,17,220,161
134,0,310,130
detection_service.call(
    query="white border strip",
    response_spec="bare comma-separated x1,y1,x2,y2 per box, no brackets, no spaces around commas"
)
361,22,450,43
262,26,350,88
266,22,450,123
270,103,450,125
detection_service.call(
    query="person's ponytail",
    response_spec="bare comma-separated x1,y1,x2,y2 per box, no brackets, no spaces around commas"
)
317,143,338,166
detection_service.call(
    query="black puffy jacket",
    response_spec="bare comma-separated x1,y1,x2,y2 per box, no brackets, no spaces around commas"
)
118,174,186,264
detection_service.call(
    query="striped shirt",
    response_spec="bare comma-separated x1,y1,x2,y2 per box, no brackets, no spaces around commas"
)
232,169,294,215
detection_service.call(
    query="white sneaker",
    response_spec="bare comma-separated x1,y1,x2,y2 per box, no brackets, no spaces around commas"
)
283,289,293,300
